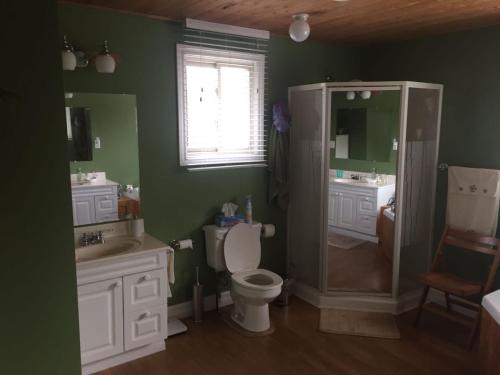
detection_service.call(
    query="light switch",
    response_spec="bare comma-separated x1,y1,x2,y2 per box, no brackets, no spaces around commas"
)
94,137,101,149
330,140,335,149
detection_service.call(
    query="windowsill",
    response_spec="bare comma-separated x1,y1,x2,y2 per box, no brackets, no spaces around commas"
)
186,163,267,172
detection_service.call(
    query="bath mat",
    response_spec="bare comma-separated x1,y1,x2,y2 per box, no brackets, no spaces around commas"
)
319,309,400,339
328,232,365,249
220,308,275,337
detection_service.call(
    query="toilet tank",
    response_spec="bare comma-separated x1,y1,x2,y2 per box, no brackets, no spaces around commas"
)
202,223,261,272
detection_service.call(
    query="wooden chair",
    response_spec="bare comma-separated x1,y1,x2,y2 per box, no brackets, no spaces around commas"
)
414,225,500,348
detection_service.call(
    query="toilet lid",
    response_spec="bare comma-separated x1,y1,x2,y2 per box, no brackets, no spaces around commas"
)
224,223,261,273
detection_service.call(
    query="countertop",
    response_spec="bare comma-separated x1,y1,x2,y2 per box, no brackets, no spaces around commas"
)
75,232,171,266
483,289,500,325
330,177,395,189
71,179,119,190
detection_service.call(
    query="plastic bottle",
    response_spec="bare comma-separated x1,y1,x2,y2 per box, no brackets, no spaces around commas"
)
245,195,253,224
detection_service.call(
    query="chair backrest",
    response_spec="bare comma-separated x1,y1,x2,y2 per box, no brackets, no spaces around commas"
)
437,226,500,293
444,227,500,257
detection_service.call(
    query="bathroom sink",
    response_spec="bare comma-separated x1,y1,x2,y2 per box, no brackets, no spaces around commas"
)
75,237,142,262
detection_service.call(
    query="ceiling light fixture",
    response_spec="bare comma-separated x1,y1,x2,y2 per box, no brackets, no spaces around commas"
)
289,13,310,42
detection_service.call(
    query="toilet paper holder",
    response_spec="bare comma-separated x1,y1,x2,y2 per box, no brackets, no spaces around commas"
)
168,239,194,251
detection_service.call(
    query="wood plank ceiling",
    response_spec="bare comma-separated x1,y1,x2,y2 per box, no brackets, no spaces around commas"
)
61,0,500,43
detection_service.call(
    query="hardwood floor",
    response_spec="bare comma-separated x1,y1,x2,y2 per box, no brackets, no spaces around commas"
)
96,298,479,375
328,241,392,293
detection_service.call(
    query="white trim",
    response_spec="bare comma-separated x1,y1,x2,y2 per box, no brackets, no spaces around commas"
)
168,291,233,319
293,281,422,314
82,341,165,375
391,83,409,298
427,289,476,318
186,18,270,40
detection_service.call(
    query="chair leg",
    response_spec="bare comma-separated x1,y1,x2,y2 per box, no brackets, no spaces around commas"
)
445,293,451,311
414,286,430,327
467,312,481,350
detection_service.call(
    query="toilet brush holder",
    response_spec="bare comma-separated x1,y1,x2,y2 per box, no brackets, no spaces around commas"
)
192,266,204,322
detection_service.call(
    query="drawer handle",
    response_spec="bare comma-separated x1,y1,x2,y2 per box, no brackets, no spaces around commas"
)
363,197,369,201
112,281,121,289
140,311,151,320
141,274,152,282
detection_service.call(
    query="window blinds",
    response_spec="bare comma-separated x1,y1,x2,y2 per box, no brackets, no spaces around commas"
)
177,23,269,168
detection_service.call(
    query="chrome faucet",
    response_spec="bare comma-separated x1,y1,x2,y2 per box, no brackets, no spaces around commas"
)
79,231,105,247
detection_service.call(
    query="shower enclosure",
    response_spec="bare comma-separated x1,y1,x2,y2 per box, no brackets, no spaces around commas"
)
287,82,443,312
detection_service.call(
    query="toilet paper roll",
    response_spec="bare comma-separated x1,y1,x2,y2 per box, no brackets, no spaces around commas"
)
178,239,193,250
261,224,275,238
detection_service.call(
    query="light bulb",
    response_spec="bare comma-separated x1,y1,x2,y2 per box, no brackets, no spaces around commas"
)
289,14,310,42
346,91,356,100
360,90,371,99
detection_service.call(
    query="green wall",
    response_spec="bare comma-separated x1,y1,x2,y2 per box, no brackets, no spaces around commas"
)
330,90,399,174
67,93,140,187
362,26,500,288
0,1,81,374
59,3,360,304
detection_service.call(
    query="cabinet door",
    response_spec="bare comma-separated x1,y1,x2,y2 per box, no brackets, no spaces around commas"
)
328,191,339,226
337,193,356,230
78,278,124,365
74,195,95,226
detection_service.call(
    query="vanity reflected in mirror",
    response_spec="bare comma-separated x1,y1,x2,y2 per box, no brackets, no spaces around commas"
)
66,92,140,226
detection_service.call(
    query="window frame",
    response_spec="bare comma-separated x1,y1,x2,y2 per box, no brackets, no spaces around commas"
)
176,44,265,167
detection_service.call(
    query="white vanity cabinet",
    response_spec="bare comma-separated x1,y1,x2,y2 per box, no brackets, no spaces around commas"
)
77,248,168,375
72,182,118,226
329,180,395,241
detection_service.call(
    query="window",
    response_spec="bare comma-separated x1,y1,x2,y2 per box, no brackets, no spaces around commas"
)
177,44,265,168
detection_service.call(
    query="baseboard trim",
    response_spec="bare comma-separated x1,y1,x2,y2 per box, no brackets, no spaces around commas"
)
82,341,165,375
427,288,477,318
168,291,233,319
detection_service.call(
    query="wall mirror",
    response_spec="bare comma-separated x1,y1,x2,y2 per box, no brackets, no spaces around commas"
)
330,90,400,163
65,92,140,227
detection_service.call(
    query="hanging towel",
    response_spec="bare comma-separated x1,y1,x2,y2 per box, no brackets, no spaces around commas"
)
268,100,290,210
447,166,500,236
167,249,175,297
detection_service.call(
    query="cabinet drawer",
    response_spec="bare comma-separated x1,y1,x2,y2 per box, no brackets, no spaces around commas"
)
357,196,377,217
124,304,167,351
123,269,167,311
357,214,377,235
95,194,117,216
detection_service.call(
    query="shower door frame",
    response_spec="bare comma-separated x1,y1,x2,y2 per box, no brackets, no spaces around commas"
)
320,81,443,301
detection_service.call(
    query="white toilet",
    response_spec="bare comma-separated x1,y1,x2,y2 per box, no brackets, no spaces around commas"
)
203,222,283,332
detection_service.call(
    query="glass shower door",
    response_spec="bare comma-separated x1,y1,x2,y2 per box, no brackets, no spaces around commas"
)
287,88,326,290
396,85,443,295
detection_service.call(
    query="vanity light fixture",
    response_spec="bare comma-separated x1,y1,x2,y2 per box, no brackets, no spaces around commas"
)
345,90,372,100
289,13,310,42
95,40,116,73
61,35,77,71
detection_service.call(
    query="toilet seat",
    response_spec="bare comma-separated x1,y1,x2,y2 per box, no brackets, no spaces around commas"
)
232,269,283,291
